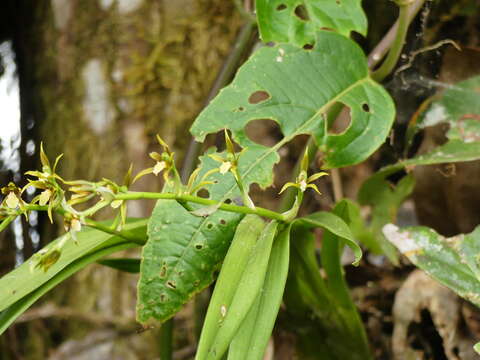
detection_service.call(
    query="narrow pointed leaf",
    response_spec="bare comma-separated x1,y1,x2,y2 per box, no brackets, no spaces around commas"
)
207,221,279,360
383,224,480,307
97,258,141,273
228,225,291,360
0,241,137,335
0,218,147,312
294,211,362,265
196,215,265,360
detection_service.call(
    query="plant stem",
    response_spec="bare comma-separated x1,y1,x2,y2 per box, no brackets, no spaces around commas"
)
330,168,343,202
372,1,416,81
0,216,15,233
279,138,318,212
159,318,174,360
83,219,147,245
80,200,109,217
181,21,257,182
367,0,426,69
115,191,286,222
234,0,256,22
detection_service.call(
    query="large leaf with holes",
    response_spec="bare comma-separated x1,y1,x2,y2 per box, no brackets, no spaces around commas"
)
256,0,367,46
383,224,480,307
136,200,241,324
191,31,395,187
0,218,147,312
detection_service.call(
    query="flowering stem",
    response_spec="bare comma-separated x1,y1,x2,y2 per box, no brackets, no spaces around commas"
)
79,200,110,217
114,191,286,222
83,219,147,245
281,192,304,223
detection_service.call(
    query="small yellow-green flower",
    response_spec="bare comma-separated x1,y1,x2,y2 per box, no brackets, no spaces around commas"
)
279,147,328,194
39,189,53,206
1,182,24,210
132,135,179,185
5,192,19,209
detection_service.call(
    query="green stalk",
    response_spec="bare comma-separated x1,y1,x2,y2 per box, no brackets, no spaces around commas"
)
159,319,174,360
0,216,15,233
372,1,414,82
115,192,286,222
278,138,317,212
84,219,147,245
80,200,109,217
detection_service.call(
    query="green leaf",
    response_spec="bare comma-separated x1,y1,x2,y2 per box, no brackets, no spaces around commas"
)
412,75,480,140
335,199,381,254
97,258,140,273
357,174,416,264
383,224,480,307
191,31,395,183
207,221,279,360
196,215,266,360
285,226,330,317
256,0,367,46
359,77,480,211
228,225,291,360
293,210,362,265
0,218,147,312
0,242,137,335
474,342,480,355
284,224,370,359
136,200,242,324
320,200,371,359
400,75,480,169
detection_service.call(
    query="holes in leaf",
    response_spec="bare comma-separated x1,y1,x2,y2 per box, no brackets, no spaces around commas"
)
166,280,176,289
362,103,371,113
245,119,283,147
197,189,210,198
159,264,167,278
225,199,232,204
220,219,226,225
237,106,245,112
276,3,287,11
303,43,314,50
194,280,200,287
206,222,214,229
294,4,310,21
329,103,352,135
160,294,167,302
248,90,270,105
195,243,204,250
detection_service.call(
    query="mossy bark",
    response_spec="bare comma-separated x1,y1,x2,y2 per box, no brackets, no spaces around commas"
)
3,0,241,358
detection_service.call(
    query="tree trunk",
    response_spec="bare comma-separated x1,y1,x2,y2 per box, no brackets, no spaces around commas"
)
2,0,241,358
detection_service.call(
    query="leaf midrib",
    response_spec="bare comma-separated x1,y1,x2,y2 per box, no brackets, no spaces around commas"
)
222,77,371,201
